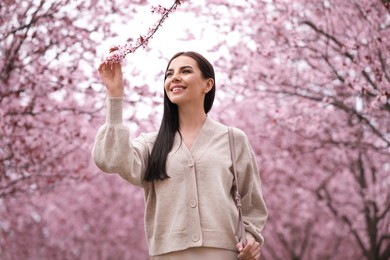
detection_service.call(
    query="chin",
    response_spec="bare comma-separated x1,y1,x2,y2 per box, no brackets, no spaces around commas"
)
167,97,180,105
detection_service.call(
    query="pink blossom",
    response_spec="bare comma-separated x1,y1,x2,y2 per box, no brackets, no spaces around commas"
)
104,1,182,63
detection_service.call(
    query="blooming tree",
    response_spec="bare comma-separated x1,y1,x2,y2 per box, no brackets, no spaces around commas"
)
201,0,390,259
1,0,389,259
0,0,176,257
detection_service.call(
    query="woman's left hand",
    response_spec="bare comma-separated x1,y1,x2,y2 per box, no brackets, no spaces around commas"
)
236,237,261,260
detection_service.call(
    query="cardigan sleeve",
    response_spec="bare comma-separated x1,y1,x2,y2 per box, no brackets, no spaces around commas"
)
231,127,268,245
92,97,152,187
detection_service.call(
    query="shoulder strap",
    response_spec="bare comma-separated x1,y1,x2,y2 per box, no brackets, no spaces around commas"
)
228,127,247,247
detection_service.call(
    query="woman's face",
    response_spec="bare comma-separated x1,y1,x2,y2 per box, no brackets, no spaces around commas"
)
164,56,213,109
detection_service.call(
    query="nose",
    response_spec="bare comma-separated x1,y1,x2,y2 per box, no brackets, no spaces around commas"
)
171,73,181,83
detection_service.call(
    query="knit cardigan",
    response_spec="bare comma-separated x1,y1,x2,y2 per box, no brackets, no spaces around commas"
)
92,98,268,256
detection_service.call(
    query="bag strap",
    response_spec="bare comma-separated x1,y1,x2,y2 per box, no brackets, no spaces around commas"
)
228,127,247,247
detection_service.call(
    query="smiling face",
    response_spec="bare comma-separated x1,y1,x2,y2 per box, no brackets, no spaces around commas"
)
164,55,214,109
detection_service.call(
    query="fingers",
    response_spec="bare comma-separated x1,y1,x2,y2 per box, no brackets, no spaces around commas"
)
97,50,125,97
98,62,105,73
113,62,122,73
98,62,112,77
237,238,261,260
98,61,122,73
236,241,244,252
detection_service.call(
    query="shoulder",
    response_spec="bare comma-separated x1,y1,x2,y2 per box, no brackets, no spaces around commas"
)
207,117,250,144
207,116,249,140
227,126,249,147
227,126,255,161
206,116,228,131
229,126,247,139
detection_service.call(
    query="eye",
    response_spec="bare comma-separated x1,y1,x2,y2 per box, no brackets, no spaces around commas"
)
165,72,173,78
182,69,191,74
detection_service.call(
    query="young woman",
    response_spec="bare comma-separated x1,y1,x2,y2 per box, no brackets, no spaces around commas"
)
93,51,268,259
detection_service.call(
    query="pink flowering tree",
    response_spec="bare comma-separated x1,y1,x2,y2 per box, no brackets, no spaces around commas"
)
1,0,389,259
201,0,390,259
0,0,184,199
0,0,180,258
0,175,148,259
1,0,109,198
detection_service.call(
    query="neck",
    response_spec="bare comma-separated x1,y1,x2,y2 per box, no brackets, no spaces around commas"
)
178,105,207,132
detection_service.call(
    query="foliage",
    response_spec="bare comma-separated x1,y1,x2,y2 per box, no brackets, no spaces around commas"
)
1,0,389,259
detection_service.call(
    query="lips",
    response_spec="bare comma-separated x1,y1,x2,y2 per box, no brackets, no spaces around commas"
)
170,85,187,93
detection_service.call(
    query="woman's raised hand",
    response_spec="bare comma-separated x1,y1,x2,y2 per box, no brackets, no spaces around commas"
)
98,61,124,97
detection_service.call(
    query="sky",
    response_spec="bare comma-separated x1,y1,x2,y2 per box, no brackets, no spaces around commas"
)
91,1,227,122
96,1,218,70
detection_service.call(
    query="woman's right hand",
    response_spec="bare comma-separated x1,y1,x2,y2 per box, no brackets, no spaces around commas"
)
98,61,124,97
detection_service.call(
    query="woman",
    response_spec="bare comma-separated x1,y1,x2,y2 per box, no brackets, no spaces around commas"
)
93,51,268,259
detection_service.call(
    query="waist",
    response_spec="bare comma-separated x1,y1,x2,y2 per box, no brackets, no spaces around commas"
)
150,247,238,260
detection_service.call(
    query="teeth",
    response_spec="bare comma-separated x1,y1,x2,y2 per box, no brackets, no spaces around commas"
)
172,87,185,93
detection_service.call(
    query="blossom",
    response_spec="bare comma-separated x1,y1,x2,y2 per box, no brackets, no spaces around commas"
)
104,1,182,63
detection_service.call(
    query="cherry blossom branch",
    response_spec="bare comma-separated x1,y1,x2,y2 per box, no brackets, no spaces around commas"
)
105,0,184,63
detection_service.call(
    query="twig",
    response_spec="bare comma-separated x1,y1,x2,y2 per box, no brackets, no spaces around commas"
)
104,0,184,63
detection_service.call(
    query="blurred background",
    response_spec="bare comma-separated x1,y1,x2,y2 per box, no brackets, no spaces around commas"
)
1,0,389,259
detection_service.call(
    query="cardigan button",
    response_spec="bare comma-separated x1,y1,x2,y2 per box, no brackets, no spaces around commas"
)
192,233,200,242
187,160,194,167
189,199,197,208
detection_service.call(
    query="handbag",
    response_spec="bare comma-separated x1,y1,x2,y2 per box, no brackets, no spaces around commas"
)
228,127,247,247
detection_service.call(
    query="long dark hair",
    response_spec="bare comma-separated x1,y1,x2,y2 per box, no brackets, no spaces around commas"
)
143,51,216,182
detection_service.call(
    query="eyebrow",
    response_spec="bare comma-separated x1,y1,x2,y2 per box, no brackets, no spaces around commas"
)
166,65,193,72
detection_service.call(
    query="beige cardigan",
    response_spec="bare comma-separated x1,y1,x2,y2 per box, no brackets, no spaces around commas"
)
92,98,268,256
